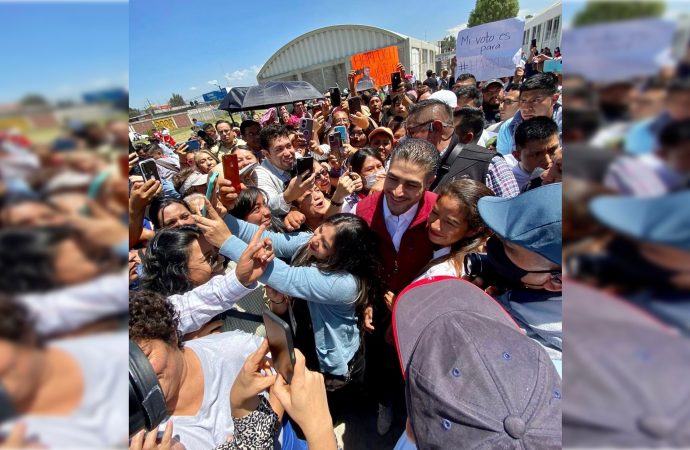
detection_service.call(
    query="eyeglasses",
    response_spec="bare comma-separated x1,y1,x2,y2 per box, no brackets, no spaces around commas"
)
500,99,518,106
404,120,452,137
521,268,562,288
315,169,329,180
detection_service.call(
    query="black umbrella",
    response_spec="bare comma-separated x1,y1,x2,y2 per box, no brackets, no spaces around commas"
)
238,81,323,111
218,86,250,112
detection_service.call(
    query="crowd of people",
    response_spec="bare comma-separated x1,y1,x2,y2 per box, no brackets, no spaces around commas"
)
0,118,129,447
128,38,564,449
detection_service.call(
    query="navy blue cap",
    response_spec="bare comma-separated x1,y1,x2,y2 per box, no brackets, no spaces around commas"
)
478,183,562,264
590,190,690,252
394,277,562,449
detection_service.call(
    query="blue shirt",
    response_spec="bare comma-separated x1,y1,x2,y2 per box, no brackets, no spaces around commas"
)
221,215,361,376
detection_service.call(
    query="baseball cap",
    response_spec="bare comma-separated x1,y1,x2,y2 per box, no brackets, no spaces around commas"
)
429,90,457,109
564,281,690,447
179,171,207,196
393,277,562,449
368,127,394,142
482,79,505,90
590,190,690,252
478,183,562,264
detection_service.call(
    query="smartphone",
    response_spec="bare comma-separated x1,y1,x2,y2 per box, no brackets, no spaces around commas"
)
333,125,349,144
348,96,362,115
239,162,258,177
185,139,200,151
299,118,314,143
201,171,219,217
294,156,314,180
263,309,296,384
391,72,402,91
328,132,344,160
138,158,161,183
222,154,242,194
329,87,341,106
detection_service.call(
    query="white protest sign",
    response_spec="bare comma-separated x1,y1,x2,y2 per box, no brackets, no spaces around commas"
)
563,18,676,83
455,17,524,81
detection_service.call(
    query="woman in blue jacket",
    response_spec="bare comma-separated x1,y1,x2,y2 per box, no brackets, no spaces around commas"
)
194,200,382,390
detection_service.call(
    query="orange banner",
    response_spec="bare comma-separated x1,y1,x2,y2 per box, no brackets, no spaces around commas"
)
350,45,399,91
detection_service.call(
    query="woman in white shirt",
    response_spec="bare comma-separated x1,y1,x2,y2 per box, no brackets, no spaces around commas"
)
416,179,494,280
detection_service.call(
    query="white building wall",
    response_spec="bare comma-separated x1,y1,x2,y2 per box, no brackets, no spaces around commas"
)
523,2,562,54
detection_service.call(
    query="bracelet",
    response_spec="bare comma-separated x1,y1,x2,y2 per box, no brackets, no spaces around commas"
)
330,199,344,207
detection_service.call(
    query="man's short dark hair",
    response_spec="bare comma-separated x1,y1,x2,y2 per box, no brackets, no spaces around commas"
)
202,123,216,132
520,73,559,96
453,107,485,142
659,119,690,148
240,120,260,135
142,143,163,158
515,116,560,149
454,86,482,108
390,138,441,182
426,70,433,77
215,119,232,128
408,98,453,127
260,124,290,151
456,73,477,84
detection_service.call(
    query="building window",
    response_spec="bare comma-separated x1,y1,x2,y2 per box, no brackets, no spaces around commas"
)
545,19,553,41
523,30,528,45
536,24,541,43
553,16,560,36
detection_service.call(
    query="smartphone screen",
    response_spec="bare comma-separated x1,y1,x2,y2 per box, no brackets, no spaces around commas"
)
348,96,362,114
186,140,200,151
333,125,349,144
222,154,242,194
263,310,296,384
138,159,161,183
329,87,341,106
295,156,314,179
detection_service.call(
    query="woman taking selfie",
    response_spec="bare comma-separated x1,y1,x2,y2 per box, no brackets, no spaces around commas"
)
193,201,381,390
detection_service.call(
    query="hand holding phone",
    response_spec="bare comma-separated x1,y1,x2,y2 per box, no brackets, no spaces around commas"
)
138,158,161,183
185,140,200,151
391,72,402,91
299,118,315,143
263,310,296,384
201,171,219,217
347,96,362,115
328,133,344,160
329,87,341,107
222,154,242,194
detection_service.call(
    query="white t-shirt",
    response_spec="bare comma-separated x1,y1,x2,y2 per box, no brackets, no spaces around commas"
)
414,247,464,282
161,331,261,450
1,332,129,449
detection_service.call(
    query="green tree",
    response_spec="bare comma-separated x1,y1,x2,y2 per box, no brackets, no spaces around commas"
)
467,0,520,27
573,1,665,27
20,94,49,107
440,35,456,53
169,93,186,107
129,107,142,118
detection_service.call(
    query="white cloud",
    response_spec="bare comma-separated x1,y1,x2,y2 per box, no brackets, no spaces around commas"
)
208,80,218,86
189,86,198,91
223,65,261,84
447,22,468,37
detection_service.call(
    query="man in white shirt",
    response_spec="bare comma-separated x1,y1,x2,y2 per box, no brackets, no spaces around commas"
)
253,124,315,217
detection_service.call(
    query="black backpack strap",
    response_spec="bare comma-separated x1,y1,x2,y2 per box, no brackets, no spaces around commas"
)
431,142,464,191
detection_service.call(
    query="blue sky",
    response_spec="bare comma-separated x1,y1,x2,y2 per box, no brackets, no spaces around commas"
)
0,1,128,104
130,0,560,109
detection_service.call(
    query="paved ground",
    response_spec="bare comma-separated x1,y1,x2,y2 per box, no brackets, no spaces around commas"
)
328,386,407,450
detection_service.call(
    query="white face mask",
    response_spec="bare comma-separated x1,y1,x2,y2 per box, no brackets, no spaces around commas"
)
365,169,386,189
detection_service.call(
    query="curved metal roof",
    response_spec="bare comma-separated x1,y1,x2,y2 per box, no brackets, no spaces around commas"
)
258,24,409,80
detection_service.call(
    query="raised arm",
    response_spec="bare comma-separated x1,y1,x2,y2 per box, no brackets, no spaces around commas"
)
221,236,358,305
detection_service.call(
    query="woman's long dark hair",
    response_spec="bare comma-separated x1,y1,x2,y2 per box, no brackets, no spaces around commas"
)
349,147,383,177
140,225,201,296
148,197,192,229
229,186,286,233
0,226,76,294
292,214,382,331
